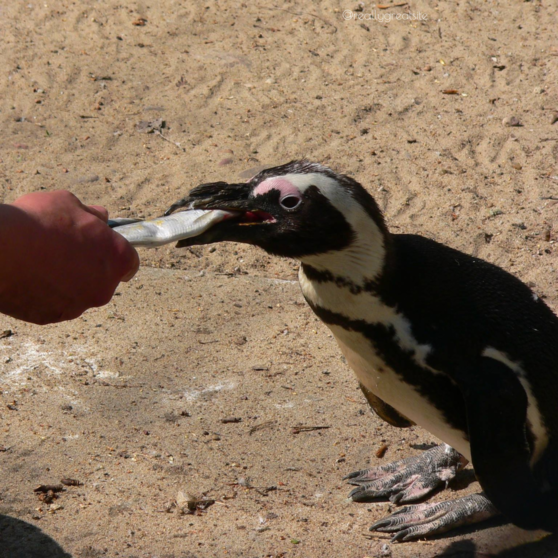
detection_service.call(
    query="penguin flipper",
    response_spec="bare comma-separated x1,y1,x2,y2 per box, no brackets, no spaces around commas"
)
369,493,498,542
344,444,467,504
359,383,415,428
456,357,558,532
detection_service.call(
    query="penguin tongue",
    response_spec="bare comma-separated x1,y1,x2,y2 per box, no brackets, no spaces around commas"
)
109,209,237,247
238,210,275,224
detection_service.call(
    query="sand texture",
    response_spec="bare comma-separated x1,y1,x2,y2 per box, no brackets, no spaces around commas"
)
1,1,558,557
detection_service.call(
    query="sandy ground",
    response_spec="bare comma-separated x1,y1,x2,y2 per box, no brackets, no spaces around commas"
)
1,0,558,557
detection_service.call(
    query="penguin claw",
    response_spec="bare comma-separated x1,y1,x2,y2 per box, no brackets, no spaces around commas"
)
346,444,467,504
368,494,498,542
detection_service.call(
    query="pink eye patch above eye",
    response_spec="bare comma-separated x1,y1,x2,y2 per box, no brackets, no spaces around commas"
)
253,177,302,199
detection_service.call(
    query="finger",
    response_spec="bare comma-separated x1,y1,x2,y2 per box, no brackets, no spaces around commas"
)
85,205,109,222
121,246,140,282
109,227,141,282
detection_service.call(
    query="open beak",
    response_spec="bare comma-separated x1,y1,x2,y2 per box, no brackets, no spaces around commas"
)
164,181,276,248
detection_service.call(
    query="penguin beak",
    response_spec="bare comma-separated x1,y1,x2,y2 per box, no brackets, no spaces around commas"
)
165,182,252,214
164,181,276,248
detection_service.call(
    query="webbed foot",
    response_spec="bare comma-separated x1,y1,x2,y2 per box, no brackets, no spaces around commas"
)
369,493,498,542
345,444,467,504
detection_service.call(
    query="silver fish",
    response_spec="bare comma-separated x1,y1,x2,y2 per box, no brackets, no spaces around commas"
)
109,209,235,247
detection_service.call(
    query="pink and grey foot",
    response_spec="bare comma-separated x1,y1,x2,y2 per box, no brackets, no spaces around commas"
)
345,444,499,541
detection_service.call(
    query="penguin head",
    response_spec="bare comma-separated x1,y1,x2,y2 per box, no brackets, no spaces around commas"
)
167,161,389,274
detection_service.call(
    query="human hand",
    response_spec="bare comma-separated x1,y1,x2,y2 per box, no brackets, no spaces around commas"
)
0,190,139,324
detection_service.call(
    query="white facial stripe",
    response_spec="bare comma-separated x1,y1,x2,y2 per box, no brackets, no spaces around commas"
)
272,173,357,211
482,347,548,463
258,173,385,283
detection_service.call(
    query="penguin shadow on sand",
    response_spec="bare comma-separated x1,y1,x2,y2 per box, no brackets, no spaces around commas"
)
492,532,558,558
438,532,558,558
0,514,72,558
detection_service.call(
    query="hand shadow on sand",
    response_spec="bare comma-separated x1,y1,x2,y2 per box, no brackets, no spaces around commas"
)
0,514,72,558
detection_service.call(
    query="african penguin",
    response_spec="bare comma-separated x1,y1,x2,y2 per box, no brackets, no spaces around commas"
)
166,160,558,542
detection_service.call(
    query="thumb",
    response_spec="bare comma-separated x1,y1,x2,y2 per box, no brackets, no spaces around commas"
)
86,205,109,222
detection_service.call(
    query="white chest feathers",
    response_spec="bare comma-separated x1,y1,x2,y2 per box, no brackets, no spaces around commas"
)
299,267,472,458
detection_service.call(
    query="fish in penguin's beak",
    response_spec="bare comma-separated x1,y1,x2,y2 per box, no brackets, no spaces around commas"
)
164,181,278,249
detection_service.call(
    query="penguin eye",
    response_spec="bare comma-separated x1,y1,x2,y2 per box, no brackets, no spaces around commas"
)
280,195,302,211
